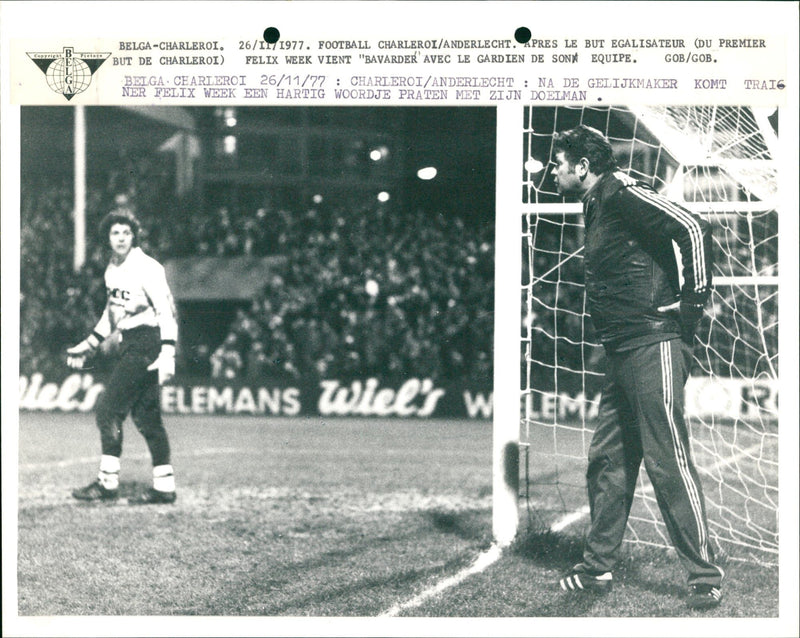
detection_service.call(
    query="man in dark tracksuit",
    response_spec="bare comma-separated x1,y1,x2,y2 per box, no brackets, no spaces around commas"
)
549,125,724,610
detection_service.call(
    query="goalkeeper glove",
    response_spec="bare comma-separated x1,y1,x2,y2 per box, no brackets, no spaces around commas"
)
99,329,123,356
66,334,101,369
147,343,176,385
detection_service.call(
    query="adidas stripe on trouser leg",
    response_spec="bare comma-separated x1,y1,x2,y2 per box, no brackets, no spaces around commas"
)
582,338,723,587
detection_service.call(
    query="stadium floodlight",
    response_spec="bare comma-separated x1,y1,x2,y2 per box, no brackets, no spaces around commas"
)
519,105,779,565
223,135,236,155
224,107,237,127
370,145,389,161
417,166,437,180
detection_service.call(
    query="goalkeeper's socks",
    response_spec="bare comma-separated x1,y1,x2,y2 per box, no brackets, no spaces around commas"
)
153,464,176,493
98,454,120,490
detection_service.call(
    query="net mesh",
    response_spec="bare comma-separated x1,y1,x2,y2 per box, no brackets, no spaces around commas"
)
521,105,779,564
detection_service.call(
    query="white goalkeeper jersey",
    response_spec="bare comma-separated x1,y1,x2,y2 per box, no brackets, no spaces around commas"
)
94,247,178,343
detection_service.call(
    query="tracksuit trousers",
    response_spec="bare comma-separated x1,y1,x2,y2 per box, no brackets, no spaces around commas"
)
581,338,724,587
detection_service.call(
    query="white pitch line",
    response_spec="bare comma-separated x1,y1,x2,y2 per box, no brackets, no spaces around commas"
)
379,543,503,617
550,505,591,532
549,442,765,532
19,447,240,471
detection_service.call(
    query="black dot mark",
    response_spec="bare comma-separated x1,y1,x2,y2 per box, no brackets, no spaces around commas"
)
264,27,280,43
514,27,531,44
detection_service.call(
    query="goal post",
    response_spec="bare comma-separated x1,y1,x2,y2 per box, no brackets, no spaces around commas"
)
519,105,780,564
492,105,524,546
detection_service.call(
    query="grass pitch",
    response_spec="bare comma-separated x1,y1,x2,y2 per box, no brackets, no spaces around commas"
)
13,411,782,627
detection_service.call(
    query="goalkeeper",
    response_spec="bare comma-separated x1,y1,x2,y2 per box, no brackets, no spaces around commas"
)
66,209,178,505
549,125,724,610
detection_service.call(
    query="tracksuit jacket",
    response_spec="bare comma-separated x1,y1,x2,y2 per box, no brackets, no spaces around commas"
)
582,171,713,352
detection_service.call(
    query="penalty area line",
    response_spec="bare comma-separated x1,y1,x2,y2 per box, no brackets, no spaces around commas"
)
379,543,503,617
19,447,241,471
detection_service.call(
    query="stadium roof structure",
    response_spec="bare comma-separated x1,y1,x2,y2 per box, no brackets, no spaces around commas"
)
21,106,195,179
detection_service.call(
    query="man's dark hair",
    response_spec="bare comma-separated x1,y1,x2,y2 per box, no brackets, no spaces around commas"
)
100,208,141,245
553,125,617,175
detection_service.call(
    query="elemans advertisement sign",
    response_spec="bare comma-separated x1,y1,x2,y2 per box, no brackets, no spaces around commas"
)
19,372,777,421
18,373,495,419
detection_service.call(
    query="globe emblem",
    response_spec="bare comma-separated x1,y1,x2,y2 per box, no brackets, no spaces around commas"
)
45,56,92,98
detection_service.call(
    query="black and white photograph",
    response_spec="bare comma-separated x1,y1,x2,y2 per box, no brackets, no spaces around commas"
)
2,2,798,637
519,104,780,613
16,105,498,615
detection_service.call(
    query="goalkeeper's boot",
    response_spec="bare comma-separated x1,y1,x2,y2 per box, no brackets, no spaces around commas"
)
128,487,177,505
686,584,723,610
558,565,613,594
72,479,119,502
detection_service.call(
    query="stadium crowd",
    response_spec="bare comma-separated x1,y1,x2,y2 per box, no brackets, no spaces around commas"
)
20,167,494,385
20,159,775,387
201,201,495,382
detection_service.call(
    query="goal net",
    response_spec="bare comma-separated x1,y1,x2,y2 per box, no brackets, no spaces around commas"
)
520,105,779,565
